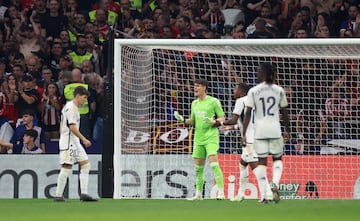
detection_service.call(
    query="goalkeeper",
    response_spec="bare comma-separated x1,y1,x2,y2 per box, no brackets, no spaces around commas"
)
174,79,225,200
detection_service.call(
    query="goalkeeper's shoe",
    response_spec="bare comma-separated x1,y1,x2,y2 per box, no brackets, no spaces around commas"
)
80,194,98,202
230,195,245,202
187,194,203,201
53,196,66,202
270,182,280,203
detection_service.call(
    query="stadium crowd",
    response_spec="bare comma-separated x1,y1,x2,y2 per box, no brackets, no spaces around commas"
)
0,0,358,154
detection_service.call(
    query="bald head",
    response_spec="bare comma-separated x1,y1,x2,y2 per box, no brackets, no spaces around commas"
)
71,68,83,82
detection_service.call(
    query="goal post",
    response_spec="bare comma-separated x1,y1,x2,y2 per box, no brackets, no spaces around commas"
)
114,39,360,199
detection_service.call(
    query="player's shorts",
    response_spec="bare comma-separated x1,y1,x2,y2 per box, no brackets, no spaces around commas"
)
241,143,258,163
192,142,219,159
59,142,88,165
254,137,284,158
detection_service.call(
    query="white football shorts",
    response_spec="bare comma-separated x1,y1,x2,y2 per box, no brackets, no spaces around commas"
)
241,143,258,163
254,137,284,158
59,142,88,165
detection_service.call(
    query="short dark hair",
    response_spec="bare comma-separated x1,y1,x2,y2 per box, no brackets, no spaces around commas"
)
21,109,35,117
237,83,250,94
194,79,208,89
260,62,276,83
74,86,90,97
24,129,38,140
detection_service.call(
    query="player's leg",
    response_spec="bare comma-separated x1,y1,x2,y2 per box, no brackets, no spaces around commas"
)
253,139,272,203
189,145,206,200
232,159,248,201
54,150,73,202
207,142,225,200
269,138,284,203
76,144,98,202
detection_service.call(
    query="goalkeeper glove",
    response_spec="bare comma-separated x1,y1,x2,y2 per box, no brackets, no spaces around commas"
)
174,111,185,122
203,117,215,124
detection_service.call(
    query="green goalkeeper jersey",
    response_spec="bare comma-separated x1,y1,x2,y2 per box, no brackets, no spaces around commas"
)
190,95,224,145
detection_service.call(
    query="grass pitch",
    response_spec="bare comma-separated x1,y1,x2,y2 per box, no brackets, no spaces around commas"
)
0,199,358,221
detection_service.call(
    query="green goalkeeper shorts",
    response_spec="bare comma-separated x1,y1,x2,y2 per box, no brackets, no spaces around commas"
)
192,142,219,159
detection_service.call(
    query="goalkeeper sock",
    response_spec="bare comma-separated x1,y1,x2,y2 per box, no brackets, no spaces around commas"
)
272,160,283,188
195,165,205,192
210,162,224,189
239,164,249,197
253,165,267,200
56,168,71,197
80,163,91,195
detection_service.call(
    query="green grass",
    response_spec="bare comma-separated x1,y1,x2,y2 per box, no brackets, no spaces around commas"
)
0,199,359,221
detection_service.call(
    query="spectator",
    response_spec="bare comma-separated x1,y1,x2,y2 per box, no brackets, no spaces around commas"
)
174,15,195,38
293,26,309,38
59,30,73,53
84,32,101,74
0,129,42,154
0,116,14,154
325,87,351,139
48,42,63,80
42,0,69,40
89,0,118,27
0,74,19,127
6,109,46,153
39,66,54,88
300,6,316,35
201,0,224,36
317,25,331,38
296,105,327,155
68,12,87,44
247,19,274,38
82,59,94,74
116,0,141,32
12,64,25,82
17,73,40,126
69,34,93,69
340,4,359,37
39,82,62,139
93,8,111,41
314,12,332,37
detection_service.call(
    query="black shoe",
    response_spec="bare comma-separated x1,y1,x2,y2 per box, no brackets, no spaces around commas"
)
259,198,269,204
80,194,98,202
270,182,281,203
54,196,66,202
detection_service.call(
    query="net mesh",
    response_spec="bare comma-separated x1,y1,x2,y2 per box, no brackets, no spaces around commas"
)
116,41,360,199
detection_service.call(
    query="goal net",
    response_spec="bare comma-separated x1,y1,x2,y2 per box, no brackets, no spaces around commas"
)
114,39,360,199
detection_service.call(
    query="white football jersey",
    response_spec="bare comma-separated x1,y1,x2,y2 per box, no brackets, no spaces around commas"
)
246,82,288,139
233,96,254,143
59,100,81,150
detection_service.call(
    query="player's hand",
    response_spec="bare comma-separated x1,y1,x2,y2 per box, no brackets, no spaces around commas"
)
241,135,247,147
283,131,290,143
212,120,222,127
174,111,184,122
83,139,92,148
203,117,215,125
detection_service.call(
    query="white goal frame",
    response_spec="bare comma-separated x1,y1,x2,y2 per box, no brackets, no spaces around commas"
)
113,38,360,199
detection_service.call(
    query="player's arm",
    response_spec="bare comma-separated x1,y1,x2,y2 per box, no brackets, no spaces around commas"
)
280,107,290,141
213,114,239,128
242,107,252,137
68,124,92,147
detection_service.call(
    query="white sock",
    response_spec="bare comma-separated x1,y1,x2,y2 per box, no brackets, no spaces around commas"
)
253,165,267,200
80,163,90,195
239,164,248,197
272,160,283,188
56,168,71,197
265,177,273,199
